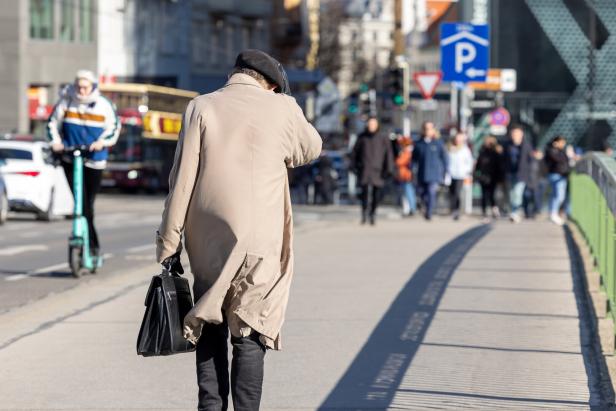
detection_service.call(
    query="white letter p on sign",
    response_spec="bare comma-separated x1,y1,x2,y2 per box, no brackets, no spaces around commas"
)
455,42,476,73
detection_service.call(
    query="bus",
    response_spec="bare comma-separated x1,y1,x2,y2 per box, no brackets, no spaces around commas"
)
99,83,199,192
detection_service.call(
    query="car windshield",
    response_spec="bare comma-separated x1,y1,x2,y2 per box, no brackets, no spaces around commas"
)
0,148,33,160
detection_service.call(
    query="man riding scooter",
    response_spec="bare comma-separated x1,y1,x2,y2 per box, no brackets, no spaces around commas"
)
47,70,121,262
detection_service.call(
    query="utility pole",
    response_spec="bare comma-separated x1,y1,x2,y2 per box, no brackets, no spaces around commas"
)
393,0,410,136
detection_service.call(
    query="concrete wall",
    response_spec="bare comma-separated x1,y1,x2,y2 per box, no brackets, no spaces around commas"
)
0,0,98,134
0,1,22,133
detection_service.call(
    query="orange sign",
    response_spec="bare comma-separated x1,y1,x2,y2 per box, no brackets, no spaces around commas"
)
469,69,502,91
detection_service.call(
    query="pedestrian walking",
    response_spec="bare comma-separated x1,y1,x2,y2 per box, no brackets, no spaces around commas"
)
474,136,503,219
350,117,395,225
394,135,416,216
544,135,570,225
523,150,546,219
156,50,322,411
314,153,336,205
413,121,448,220
502,125,534,223
47,69,120,259
447,132,474,220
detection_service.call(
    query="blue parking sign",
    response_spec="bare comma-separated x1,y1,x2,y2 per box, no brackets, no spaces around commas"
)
440,23,489,83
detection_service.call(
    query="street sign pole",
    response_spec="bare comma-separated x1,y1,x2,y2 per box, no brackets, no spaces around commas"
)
393,0,411,136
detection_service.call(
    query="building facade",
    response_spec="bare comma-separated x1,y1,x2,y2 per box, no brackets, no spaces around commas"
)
0,0,98,134
335,0,395,99
98,0,273,93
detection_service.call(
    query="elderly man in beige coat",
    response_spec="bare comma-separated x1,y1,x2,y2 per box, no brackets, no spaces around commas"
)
156,50,322,411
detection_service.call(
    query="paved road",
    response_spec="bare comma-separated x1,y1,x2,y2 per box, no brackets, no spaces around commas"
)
0,194,384,314
0,195,164,313
0,201,613,410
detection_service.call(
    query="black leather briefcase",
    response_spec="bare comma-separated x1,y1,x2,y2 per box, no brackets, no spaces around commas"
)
136,268,196,356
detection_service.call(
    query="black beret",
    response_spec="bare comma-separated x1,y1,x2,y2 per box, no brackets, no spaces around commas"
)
234,49,290,94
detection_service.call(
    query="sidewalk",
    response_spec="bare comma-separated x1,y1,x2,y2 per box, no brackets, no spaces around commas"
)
0,217,611,410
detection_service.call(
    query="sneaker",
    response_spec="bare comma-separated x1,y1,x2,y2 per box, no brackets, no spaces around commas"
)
509,212,521,223
491,206,501,219
550,213,564,226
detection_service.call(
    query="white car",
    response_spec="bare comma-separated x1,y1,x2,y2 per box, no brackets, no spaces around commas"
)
0,140,74,221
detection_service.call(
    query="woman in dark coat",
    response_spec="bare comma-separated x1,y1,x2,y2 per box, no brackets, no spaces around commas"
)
474,136,504,219
351,117,395,225
544,135,570,225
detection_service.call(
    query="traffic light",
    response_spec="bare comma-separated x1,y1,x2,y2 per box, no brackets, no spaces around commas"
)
348,92,359,114
388,61,409,107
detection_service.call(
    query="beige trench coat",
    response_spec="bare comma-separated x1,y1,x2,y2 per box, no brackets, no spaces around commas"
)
156,73,322,350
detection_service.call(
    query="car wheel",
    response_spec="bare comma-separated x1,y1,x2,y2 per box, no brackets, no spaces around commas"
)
37,188,55,222
0,191,8,225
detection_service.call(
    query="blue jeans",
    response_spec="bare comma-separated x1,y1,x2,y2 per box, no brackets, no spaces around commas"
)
418,182,439,219
508,176,526,214
401,182,417,213
548,173,567,214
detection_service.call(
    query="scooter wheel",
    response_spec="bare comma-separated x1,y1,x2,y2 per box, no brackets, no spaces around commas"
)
69,246,83,278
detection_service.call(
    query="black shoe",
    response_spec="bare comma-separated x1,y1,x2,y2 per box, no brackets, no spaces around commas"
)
369,215,375,225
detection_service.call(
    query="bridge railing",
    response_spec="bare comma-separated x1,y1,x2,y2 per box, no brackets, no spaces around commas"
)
570,153,616,327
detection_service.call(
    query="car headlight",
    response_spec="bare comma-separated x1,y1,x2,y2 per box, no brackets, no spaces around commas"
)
127,170,139,180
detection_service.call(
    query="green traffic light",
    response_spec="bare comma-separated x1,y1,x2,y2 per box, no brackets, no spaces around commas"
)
349,105,358,113
392,94,404,105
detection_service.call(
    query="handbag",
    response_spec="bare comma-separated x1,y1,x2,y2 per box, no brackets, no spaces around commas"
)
136,266,196,356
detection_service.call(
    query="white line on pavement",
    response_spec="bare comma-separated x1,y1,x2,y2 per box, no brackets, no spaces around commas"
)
29,262,70,275
4,253,114,281
0,245,49,256
126,244,154,254
5,274,29,282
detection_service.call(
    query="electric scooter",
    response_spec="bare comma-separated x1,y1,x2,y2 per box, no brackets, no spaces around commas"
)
64,145,103,278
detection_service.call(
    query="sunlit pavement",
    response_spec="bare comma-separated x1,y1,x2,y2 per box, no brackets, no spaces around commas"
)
0,195,611,410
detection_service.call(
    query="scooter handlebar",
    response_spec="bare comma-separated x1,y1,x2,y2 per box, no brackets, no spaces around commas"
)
62,145,90,155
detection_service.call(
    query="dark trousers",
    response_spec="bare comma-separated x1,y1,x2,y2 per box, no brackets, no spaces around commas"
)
196,320,266,411
448,179,464,215
360,184,381,218
418,182,439,219
62,161,102,252
480,182,497,215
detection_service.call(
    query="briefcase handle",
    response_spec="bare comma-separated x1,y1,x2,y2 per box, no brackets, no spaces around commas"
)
161,251,184,276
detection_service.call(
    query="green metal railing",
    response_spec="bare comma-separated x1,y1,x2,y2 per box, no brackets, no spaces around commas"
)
570,153,616,323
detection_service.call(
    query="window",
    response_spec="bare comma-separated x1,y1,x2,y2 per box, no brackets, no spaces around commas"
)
79,0,93,42
0,149,33,161
30,0,54,39
60,0,75,41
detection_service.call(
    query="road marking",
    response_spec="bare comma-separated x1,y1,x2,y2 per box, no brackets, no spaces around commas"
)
4,253,114,281
5,274,29,282
127,244,154,253
0,244,48,256
29,262,69,275
125,254,152,261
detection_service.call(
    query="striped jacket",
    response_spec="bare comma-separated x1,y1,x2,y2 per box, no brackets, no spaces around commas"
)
47,86,120,169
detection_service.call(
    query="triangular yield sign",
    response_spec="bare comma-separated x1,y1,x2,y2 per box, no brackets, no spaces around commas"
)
413,72,442,100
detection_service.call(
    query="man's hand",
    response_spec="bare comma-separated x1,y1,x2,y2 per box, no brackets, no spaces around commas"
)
162,252,184,275
89,140,105,152
51,142,64,153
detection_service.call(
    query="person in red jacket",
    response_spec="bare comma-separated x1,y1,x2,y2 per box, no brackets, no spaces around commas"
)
395,135,416,216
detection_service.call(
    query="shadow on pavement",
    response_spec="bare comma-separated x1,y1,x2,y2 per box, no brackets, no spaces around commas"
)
318,224,490,410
